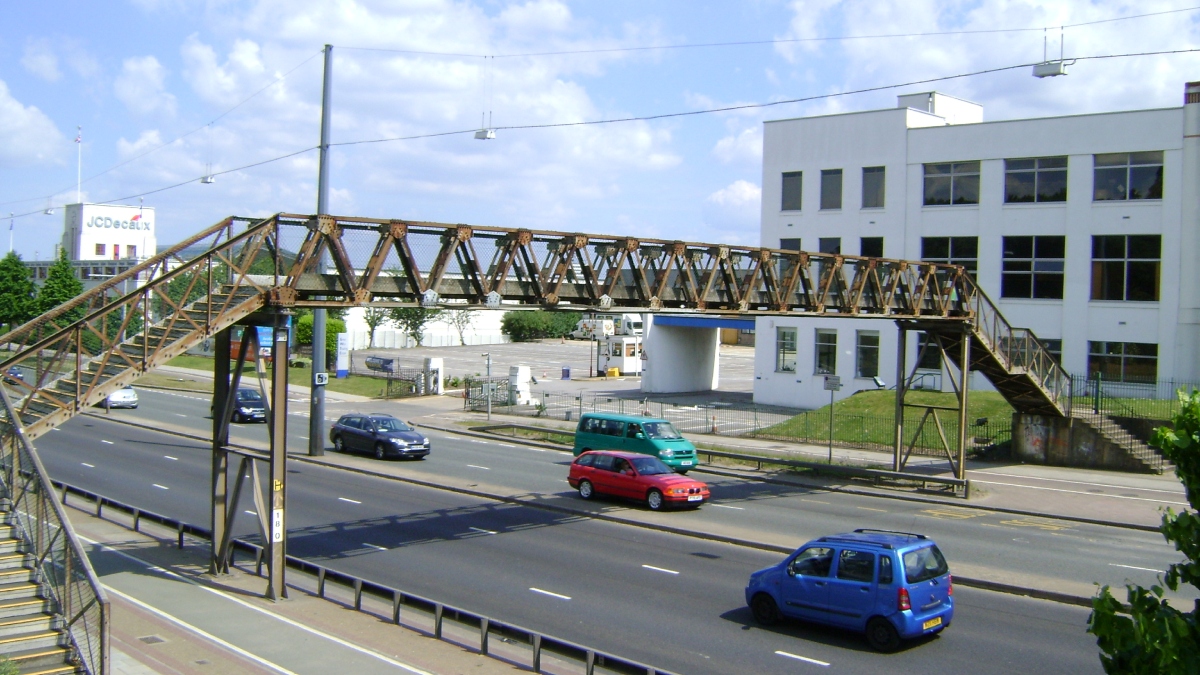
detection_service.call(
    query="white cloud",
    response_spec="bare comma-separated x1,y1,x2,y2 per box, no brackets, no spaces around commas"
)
21,40,60,82
114,56,176,116
0,80,66,166
702,180,761,241
498,0,573,37
713,126,762,164
181,35,268,106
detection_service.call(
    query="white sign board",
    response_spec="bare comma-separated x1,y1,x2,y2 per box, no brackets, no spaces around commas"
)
271,508,284,543
823,375,842,391
335,332,349,378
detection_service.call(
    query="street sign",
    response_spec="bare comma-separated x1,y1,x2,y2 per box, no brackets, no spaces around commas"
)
314,372,329,386
824,375,842,391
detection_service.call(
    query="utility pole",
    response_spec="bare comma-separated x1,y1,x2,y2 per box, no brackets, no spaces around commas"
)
483,352,492,421
309,44,333,457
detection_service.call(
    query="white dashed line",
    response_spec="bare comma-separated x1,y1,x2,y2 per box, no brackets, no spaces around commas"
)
642,564,679,575
175,414,188,418
857,506,887,513
776,651,830,667
466,465,491,470
152,484,169,490
80,463,94,468
338,497,361,504
244,510,257,516
529,588,571,600
163,456,178,461
468,527,497,535
363,543,388,551
1110,563,1161,573
298,436,309,440
101,440,114,445
498,444,516,448
800,499,829,505
973,480,1187,506
710,504,744,510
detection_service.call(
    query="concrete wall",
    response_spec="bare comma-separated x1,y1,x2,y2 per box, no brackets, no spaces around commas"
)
1012,414,1146,472
641,315,719,393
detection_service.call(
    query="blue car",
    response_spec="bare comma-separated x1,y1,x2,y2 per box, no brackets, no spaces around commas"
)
744,529,953,652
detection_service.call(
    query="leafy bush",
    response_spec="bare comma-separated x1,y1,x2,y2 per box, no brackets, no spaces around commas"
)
501,310,580,341
295,314,346,358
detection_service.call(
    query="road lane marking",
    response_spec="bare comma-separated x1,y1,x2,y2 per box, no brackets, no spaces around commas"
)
163,456,178,461
920,508,982,520
529,588,571,600
776,651,830,667
468,527,497,535
152,484,169,490
642,565,679,575
800,498,829,505
338,497,361,504
710,504,744,510
101,440,114,445
467,465,491,470
971,480,1186,506
856,506,887,513
999,517,1070,531
80,463,94,468
298,436,309,440
175,414,188,418
244,510,257,516
363,543,388,551
971,470,1185,495
1110,563,1161,573
80,537,435,675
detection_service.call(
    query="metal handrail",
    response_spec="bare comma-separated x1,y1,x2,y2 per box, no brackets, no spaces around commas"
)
57,483,681,675
0,388,108,674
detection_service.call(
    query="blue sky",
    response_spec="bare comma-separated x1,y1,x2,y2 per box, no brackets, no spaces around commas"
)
2,1,1199,260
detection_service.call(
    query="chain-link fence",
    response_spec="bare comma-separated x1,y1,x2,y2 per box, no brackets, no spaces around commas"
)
464,390,1011,457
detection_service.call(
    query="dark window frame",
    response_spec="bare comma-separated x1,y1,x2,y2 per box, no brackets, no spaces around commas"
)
820,169,843,210
781,171,803,211
776,327,797,373
862,166,885,209
1093,152,1164,201
1004,156,1068,203
856,331,880,379
1090,235,1161,302
923,161,981,206
860,237,884,258
1001,235,1065,299
814,329,837,375
1088,341,1158,383
922,236,978,275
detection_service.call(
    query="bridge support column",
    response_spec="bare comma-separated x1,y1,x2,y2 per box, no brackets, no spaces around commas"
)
641,317,719,393
266,313,290,601
892,327,907,472
210,330,231,575
954,327,970,481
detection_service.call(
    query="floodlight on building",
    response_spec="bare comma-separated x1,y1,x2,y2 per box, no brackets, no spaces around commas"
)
1033,61,1068,78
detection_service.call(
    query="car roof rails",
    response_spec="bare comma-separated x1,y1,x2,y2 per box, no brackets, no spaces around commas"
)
817,536,894,549
853,528,927,540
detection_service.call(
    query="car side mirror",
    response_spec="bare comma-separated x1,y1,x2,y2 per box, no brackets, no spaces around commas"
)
786,566,796,577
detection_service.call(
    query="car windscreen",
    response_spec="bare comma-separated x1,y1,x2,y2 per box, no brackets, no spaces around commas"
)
903,545,949,584
642,422,683,440
237,390,263,402
372,417,411,432
630,456,673,475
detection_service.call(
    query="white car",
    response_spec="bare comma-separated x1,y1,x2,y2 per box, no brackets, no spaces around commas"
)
104,385,139,409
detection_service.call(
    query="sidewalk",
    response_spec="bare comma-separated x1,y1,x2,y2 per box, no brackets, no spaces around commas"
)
72,503,522,675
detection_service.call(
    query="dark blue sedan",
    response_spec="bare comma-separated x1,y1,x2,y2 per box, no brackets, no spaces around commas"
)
330,413,430,460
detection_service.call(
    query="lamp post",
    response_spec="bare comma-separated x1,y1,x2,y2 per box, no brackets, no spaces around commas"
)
482,352,492,421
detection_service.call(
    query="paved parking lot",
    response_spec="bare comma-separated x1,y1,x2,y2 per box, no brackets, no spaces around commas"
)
353,340,757,400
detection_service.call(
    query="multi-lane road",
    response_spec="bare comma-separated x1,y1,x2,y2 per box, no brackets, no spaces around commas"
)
35,388,1157,673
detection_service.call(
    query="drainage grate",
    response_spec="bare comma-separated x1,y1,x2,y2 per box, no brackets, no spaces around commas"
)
138,635,165,645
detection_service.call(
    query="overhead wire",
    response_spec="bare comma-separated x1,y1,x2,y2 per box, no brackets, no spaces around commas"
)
0,48,324,210
337,5,1200,59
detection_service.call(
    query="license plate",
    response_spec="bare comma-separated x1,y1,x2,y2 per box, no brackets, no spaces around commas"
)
680,460,693,466
687,495,703,502
922,617,942,630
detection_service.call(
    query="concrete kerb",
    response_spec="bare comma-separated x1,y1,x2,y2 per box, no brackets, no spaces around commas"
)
79,410,1107,608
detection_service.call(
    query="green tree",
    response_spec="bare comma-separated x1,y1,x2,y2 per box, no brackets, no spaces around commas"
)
36,249,85,322
0,252,35,334
388,307,443,346
363,307,390,347
500,310,580,341
1089,389,1200,673
444,309,474,346
294,313,345,359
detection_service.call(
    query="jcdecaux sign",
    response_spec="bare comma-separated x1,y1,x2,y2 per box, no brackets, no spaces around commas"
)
85,214,152,231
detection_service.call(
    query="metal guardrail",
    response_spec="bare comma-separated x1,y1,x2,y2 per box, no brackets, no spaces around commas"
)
55,483,682,675
468,423,969,497
0,388,109,674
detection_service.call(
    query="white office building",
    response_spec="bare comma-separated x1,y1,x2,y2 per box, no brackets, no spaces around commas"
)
28,203,158,290
753,83,1200,409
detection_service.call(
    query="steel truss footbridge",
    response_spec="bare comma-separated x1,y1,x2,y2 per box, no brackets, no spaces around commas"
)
0,213,1068,671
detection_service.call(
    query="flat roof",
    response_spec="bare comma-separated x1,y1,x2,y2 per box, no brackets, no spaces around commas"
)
765,103,1179,127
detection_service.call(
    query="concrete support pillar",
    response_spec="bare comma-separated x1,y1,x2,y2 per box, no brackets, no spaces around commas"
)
641,315,720,393
1178,82,1200,379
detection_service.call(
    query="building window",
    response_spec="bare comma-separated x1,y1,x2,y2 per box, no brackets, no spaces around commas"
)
814,329,837,374
1041,339,1062,364
127,245,137,258
819,238,841,255
782,171,803,211
1091,235,1160,301
779,238,801,251
1094,152,1163,201
856,331,880,378
820,169,843,210
860,237,884,258
862,166,885,208
1001,236,1065,299
923,161,980,205
1088,341,1157,383
916,333,942,370
921,236,978,274
1004,157,1067,203
776,328,796,373
95,244,105,256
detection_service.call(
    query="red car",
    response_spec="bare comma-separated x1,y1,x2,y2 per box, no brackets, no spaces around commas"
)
568,450,710,510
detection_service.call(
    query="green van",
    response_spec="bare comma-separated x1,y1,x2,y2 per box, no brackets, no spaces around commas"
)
572,413,698,473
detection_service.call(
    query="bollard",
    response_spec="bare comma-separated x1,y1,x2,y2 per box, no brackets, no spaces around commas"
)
353,579,363,610
532,635,542,673
133,509,140,533
585,650,596,675
176,524,184,549
480,617,489,655
392,591,402,624
711,415,718,434
317,568,327,598
434,604,444,639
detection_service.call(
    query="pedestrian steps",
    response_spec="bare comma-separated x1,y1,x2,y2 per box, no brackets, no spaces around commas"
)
1070,410,1171,474
0,513,82,674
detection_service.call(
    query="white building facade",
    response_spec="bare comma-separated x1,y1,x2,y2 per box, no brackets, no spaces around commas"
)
754,84,1200,409
29,203,158,290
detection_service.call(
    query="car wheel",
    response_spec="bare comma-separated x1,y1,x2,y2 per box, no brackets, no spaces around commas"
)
866,617,901,653
578,480,594,500
677,470,689,475
374,444,386,460
646,489,664,511
232,412,242,423
750,593,780,626
333,436,346,453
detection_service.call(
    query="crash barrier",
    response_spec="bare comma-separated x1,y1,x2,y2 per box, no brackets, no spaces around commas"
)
57,483,683,675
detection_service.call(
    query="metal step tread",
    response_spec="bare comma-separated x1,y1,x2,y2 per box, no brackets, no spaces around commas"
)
0,630,60,647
